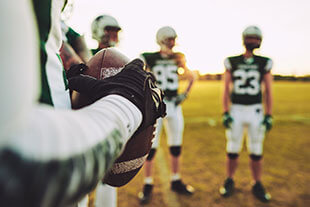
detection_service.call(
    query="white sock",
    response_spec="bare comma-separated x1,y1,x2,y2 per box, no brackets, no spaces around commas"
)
95,183,117,207
144,177,154,184
171,173,181,181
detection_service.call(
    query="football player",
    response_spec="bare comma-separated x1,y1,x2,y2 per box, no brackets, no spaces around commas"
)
219,25,273,203
91,15,121,55
138,26,196,204
89,14,123,207
0,1,165,207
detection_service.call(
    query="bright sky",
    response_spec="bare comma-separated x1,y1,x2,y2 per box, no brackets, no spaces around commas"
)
67,0,310,76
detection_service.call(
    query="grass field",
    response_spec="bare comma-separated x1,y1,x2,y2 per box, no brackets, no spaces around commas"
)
117,81,310,207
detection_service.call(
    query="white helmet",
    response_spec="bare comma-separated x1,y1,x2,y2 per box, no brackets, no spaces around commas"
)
156,26,177,45
242,25,262,39
91,15,121,42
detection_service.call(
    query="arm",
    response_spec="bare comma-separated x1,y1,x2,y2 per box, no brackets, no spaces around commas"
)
60,41,84,70
177,53,195,95
183,67,195,95
61,22,92,66
0,57,166,206
223,70,232,113
72,35,92,63
1,95,142,207
263,72,273,115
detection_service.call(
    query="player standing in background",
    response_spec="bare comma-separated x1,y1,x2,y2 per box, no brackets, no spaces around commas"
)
89,14,122,207
138,26,196,204
0,0,165,206
220,25,273,203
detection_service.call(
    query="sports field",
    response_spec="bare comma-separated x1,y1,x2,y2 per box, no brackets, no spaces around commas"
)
117,80,310,207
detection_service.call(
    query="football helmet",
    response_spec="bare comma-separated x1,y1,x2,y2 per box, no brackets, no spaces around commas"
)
242,25,262,40
156,26,177,46
91,15,121,44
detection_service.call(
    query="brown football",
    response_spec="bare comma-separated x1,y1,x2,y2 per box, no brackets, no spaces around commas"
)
71,48,155,187
71,48,130,109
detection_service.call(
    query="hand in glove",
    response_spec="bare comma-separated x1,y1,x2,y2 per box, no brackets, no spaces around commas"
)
262,114,273,131
68,59,167,129
222,112,233,129
175,93,187,106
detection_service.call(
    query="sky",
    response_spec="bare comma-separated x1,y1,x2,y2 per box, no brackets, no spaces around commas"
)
66,0,310,76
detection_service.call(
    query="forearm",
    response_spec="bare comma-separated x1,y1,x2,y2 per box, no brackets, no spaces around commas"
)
184,70,196,94
222,71,231,112
265,90,273,115
60,42,83,70
74,36,92,63
264,73,273,115
0,95,142,207
185,78,194,94
223,93,230,112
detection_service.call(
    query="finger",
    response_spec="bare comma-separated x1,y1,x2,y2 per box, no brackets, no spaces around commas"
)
66,64,88,79
68,75,99,95
123,58,144,72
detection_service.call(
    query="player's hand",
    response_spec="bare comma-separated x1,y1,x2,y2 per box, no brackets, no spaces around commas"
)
68,59,166,127
222,112,233,129
262,114,273,131
66,63,88,79
175,93,187,106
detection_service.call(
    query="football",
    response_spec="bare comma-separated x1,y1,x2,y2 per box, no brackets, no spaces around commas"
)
71,47,130,109
71,48,155,187
103,125,155,187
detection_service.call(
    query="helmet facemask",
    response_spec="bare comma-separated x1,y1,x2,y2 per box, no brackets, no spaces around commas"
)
242,26,263,52
243,35,262,51
101,27,120,47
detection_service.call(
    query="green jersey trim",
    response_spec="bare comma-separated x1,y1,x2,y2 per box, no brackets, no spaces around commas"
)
32,0,53,106
57,54,69,90
66,27,81,47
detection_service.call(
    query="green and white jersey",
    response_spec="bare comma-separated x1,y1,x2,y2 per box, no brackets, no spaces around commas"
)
224,54,273,105
33,0,70,109
61,20,81,46
141,52,184,99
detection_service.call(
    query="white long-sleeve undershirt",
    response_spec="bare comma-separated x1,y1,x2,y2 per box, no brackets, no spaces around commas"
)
2,95,142,161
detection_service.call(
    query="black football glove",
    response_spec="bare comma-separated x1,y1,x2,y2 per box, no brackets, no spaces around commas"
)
262,114,273,131
68,59,166,130
65,63,88,79
175,93,187,106
222,112,233,129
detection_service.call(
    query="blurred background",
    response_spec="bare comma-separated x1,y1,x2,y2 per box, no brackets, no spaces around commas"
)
66,0,310,77
64,1,310,206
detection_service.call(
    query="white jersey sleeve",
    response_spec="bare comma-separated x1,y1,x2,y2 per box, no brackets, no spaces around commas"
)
6,95,142,161
224,57,232,71
0,95,142,207
264,58,273,72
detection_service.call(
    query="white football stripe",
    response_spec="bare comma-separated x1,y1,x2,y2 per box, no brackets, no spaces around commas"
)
111,155,148,174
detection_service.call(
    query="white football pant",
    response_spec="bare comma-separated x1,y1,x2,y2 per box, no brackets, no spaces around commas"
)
95,183,117,207
152,100,184,148
225,104,265,155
